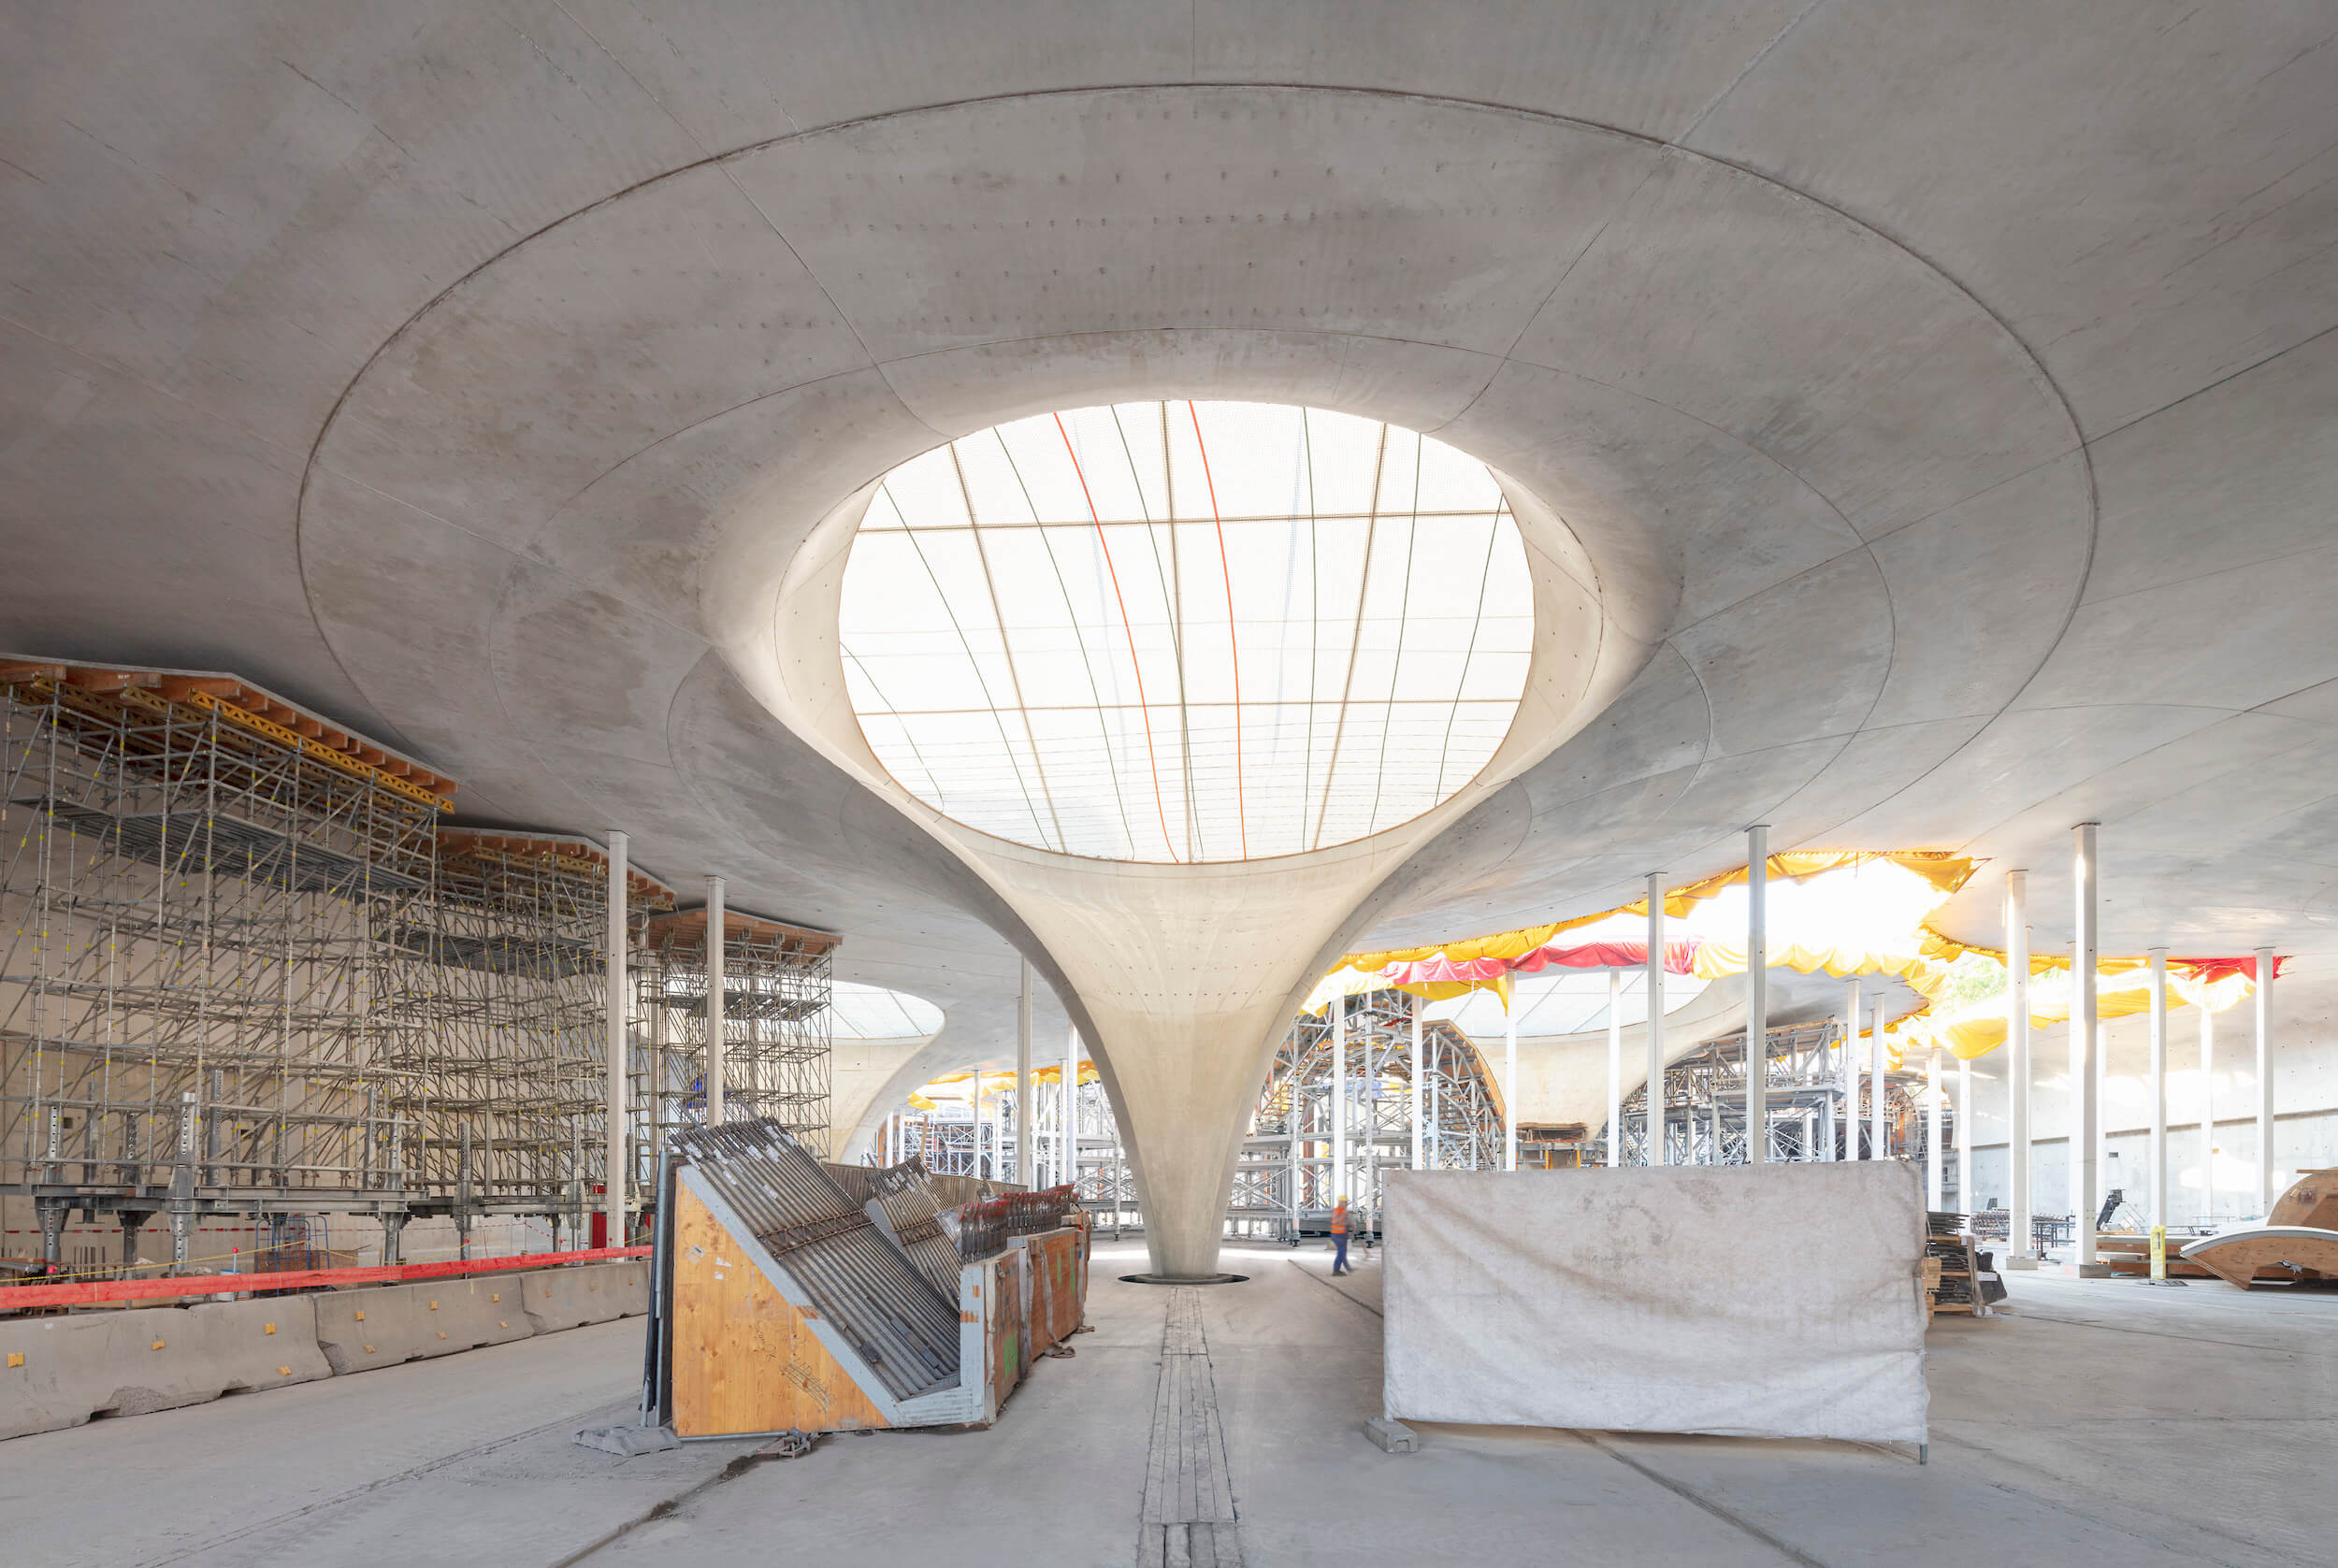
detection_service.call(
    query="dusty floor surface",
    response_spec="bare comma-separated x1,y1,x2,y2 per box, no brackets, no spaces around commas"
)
3,1242,2331,1566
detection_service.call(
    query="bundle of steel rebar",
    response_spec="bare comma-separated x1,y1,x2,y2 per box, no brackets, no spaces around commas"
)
870,1157,966,1298
671,1119,960,1399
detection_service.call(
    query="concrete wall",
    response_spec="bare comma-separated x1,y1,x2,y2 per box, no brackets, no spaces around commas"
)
1953,1003,2338,1224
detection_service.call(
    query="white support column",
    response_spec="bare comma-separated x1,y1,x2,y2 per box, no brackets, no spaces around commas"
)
1841,976,1862,1159
1927,1046,1943,1207
1956,1051,1972,1212
1016,961,1032,1187
1409,998,1424,1172
2147,947,2169,1232
1870,994,1888,1163
1064,1024,1080,1194
2255,945,2276,1215
1503,999,1518,1172
605,831,628,1245
1331,997,1348,1200
2201,1000,2216,1224
648,981,667,1166
2073,823,2100,1267
2007,870,2033,1259
1646,873,1666,1165
1606,968,1623,1169
703,875,725,1129
1745,825,1768,1165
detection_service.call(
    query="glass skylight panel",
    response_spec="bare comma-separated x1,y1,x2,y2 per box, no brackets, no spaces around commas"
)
836,401,1535,862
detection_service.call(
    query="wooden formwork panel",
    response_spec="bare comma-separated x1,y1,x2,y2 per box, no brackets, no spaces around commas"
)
670,1184,889,1436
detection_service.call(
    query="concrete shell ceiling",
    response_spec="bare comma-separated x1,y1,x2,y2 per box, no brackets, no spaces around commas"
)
7,3,2338,1086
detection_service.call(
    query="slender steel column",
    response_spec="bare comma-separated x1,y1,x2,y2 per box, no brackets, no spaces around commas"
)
1842,977,1862,1159
1870,994,1888,1162
2073,824,2100,1267
1409,997,1424,1172
1331,996,1348,1200
2201,998,2216,1224
1927,1046,1943,1207
2007,871,2033,1259
1606,968,1623,1168
1016,960,1032,1187
2148,948,2169,1231
1956,1051,1973,1212
1745,826,1768,1165
1646,873,1666,1165
2255,945,2276,1214
1503,997,1519,1172
703,876,726,1129
1064,1024,1079,1193
606,833,628,1244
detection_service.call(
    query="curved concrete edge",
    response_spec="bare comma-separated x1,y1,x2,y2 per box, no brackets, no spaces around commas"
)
1,1262,650,1441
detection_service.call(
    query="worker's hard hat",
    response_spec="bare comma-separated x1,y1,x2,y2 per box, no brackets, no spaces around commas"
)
1336,1195,1349,1203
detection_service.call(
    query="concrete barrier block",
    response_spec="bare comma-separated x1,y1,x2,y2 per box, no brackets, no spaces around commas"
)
2,1299,329,1441
521,1261,649,1331
311,1276,532,1375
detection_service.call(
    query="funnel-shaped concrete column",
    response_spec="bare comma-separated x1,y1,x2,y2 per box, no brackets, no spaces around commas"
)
738,467,1638,1278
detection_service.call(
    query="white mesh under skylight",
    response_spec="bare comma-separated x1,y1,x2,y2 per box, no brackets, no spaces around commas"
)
837,401,1533,862
826,981,945,1041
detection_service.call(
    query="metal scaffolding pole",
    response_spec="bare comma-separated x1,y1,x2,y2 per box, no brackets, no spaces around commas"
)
2255,943,2276,1214
2148,947,2168,1231
703,876,726,1129
1016,961,1032,1187
605,830,628,1244
1646,872,1666,1165
2073,824,2100,1268
2007,870,2033,1259
1745,826,1768,1164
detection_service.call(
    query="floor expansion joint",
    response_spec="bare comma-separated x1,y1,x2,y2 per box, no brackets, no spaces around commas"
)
1137,1287,1243,1568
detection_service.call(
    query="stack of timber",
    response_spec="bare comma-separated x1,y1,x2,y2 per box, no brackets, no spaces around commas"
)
650,1120,1089,1438
2180,1168,2338,1289
1923,1212,1991,1319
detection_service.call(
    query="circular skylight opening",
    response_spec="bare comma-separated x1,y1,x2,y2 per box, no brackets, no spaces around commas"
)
837,401,1534,862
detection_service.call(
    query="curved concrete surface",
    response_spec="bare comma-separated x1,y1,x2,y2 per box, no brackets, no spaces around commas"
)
7,6,2338,1273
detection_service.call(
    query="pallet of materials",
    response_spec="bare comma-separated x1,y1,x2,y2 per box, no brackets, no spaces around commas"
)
647,1122,1087,1438
1923,1211,1999,1318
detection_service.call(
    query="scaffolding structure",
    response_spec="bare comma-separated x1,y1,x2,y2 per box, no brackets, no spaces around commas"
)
641,906,835,1161
1611,1020,1949,1187
1230,991,1503,1242
380,830,673,1242
1,660,450,1267
1,656,835,1274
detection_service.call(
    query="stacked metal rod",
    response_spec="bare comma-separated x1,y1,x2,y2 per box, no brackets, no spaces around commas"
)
671,1119,960,1400
869,1157,964,1298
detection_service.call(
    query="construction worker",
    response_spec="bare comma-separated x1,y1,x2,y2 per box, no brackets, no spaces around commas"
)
1331,1195,1352,1275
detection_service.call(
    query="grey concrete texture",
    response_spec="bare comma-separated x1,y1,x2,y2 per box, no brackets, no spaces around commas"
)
3,1262,647,1439
0,1297,331,1442
312,1276,537,1374
6,1243,2331,1565
7,5,2338,1270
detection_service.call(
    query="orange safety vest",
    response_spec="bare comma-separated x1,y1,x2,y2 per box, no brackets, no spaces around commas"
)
1331,1203,1349,1235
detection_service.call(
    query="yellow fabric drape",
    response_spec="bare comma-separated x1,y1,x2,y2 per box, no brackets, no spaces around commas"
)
1336,851,1976,973
1895,969,2252,1059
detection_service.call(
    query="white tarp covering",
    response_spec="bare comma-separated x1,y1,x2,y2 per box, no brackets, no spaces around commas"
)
1383,1162,1927,1443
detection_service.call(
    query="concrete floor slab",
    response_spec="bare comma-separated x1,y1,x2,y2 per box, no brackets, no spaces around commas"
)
4,1244,2331,1566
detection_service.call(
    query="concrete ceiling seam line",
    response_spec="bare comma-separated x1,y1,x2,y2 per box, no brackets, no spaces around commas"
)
296,86,2087,1276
